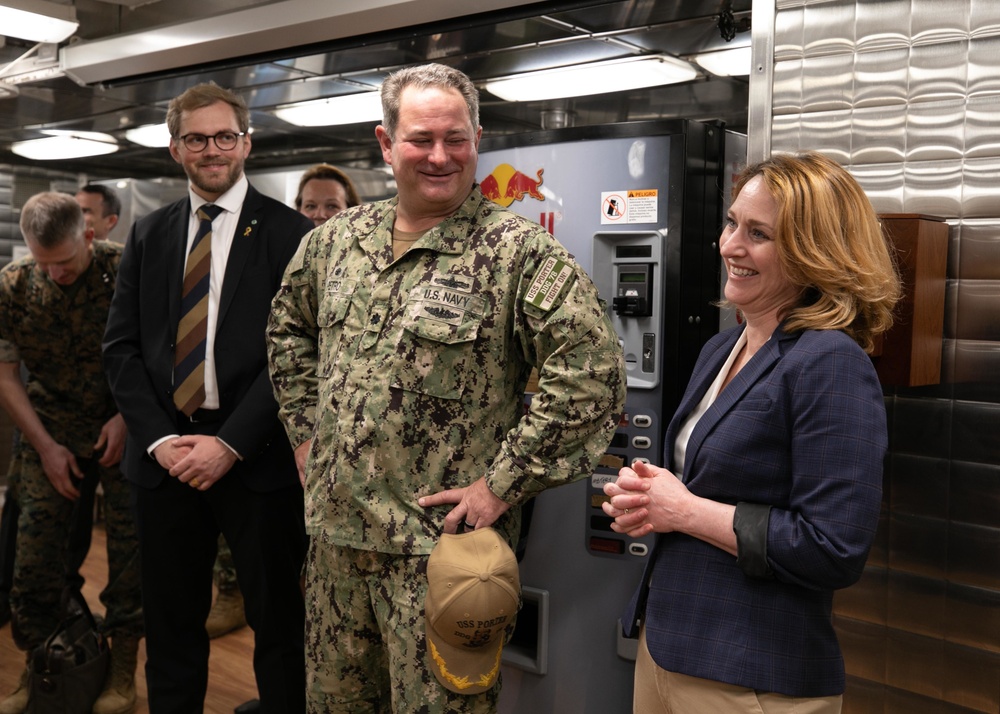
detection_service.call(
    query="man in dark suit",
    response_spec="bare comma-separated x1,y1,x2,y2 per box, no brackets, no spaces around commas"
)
103,82,313,713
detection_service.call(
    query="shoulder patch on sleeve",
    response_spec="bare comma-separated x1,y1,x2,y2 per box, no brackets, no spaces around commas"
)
525,255,574,312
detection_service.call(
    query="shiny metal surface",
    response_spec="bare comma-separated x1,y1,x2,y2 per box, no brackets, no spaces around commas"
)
0,0,752,178
768,2,1000,712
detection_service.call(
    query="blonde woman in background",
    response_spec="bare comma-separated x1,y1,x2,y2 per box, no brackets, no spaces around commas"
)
294,163,361,227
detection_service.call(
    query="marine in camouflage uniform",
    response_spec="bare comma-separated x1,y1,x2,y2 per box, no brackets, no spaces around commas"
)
0,229,142,654
268,113,625,712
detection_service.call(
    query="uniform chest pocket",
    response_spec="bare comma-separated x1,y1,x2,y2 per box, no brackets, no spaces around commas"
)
316,279,356,377
392,301,482,400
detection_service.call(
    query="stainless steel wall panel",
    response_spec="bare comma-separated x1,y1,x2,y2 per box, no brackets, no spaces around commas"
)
964,95,1000,158
949,461,1000,529
886,571,947,639
902,160,962,216
886,687,986,714
885,630,944,699
802,0,856,57
953,281,1000,341
889,512,948,578
844,676,888,711
944,280,960,340
890,454,949,518
772,58,804,113
950,339,1000,386
907,41,969,103
946,582,1000,654
774,4,804,61
959,156,1000,218
853,47,909,108
966,36,1000,97
889,396,954,458
910,0,970,46
970,0,1000,38
904,99,965,162
851,162,904,213
855,0,912,53
951,399,1000,464
941,337,957,383
834,567,889,625
957,220,1000,280
801,54,855,111
852,106,906,163
941,643,1000,713
948,522,1000,590
771,114,802,151
837,616,888,684
799,109,852,162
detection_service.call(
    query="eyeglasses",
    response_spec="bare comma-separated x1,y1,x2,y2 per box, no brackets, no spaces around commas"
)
175,131,246,152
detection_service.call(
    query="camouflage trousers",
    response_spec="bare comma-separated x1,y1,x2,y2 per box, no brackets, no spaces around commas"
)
213,533,239,592
305,537,502,714
10,444,143,650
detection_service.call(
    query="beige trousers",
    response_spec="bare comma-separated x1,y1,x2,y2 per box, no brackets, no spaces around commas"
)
633,627,843,714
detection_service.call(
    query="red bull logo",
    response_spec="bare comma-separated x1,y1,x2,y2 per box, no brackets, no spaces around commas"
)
479,164,545,207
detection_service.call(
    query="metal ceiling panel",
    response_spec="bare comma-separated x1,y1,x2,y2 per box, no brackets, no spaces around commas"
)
0,0,752,178
61,0,546,84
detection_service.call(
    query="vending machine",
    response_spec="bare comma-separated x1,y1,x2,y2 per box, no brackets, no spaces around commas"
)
479,120,734,712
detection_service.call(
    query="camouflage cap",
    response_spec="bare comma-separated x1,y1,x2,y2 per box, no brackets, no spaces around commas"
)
425,528,520,694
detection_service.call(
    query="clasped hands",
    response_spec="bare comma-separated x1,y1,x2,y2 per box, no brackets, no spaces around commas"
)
153,435,237,491
602,459,691,538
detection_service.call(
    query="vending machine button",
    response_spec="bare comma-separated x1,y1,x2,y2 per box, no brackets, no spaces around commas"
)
632,436,651,449
628,543,649,557
589,537,625,555
632,414,652,428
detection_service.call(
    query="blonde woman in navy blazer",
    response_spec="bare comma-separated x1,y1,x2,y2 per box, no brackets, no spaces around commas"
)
604,152,901,713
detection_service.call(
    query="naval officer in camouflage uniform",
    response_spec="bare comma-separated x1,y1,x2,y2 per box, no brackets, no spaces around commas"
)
0,192,142,714
267,63,626,713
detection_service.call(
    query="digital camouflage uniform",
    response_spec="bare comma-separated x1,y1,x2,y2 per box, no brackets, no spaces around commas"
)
0,240,143,650
268,187,626,712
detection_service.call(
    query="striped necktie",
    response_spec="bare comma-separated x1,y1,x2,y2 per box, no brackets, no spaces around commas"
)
173,203,224,416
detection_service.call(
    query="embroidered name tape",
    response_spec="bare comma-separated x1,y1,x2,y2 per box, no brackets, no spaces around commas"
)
525,255,573,311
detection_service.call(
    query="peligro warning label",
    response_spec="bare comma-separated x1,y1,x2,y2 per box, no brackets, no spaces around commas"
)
600,189,658,224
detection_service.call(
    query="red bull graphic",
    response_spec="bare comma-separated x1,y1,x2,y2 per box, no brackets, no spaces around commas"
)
479,163,545,207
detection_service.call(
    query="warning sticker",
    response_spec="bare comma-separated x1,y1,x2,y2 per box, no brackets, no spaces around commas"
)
600,189,658,224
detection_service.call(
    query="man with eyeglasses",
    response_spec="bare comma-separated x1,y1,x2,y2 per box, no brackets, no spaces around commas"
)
103,82,313,713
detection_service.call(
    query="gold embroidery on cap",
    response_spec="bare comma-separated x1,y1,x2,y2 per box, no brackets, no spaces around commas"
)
428,639,503,691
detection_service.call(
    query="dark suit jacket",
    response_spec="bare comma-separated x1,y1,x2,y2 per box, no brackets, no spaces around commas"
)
103,184,314,491
623,325,886,697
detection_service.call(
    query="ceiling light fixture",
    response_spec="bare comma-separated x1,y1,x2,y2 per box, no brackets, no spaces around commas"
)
483,55,699,102
0,0,79,44
12,130,118,160
693,46,752,77
125,123,172,148
272,91,383,127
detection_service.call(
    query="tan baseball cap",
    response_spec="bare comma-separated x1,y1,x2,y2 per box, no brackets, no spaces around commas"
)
425,527,520,694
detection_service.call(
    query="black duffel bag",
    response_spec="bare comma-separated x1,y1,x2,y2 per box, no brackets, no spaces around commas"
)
26,592,109,714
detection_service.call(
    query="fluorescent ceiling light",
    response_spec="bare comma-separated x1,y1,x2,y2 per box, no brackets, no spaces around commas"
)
0,0,79,43
273,91,383,127
693,46,752,77
483,55,699,102
125,123,172,148
12,130,118,160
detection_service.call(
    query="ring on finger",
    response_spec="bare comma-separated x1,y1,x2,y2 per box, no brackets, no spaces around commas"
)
191,478,200,488
624,508,630,514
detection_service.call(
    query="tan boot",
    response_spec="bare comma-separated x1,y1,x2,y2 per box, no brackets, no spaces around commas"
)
205,589,247,639
0,663,28,714
92,636,139,714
